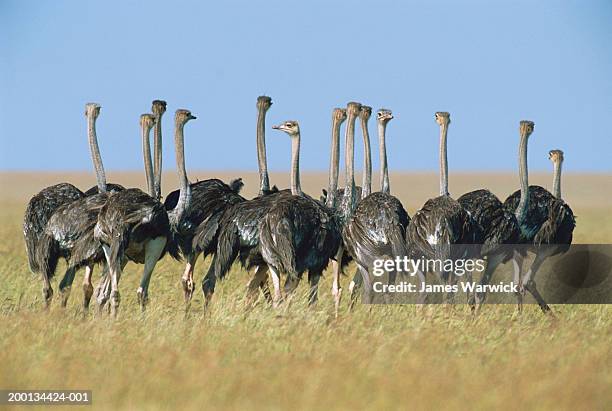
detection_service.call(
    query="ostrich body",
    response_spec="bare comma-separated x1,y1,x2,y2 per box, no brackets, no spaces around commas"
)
259,120,341,306
406,112,481,302
503,146,575,311
345,109,411,305
35,103,119,308
24,183,84,275
94,112,178,315
457,188,520,307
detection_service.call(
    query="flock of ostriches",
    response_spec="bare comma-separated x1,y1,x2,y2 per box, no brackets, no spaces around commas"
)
23,98,575,318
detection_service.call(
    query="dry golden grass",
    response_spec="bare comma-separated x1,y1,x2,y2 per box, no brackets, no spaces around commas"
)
0,172,611,410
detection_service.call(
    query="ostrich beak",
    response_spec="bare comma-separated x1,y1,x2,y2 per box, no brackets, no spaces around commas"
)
189,115,197,120
272,125,280,130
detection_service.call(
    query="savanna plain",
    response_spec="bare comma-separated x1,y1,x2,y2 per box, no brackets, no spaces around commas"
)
1,171,610,410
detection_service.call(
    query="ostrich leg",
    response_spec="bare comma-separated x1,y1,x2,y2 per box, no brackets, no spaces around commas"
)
136,237,167,311
245,265,270,305
349,266,368,310
520,250,553,313
42,275,53,308
58,267,78,307
181,254,197,303
473,254,505,309
283,275,301,303
331,245,344,317
307,270,322,306
101,244,122,318
268,266,283,308
82,265,95,310
512,251,524,312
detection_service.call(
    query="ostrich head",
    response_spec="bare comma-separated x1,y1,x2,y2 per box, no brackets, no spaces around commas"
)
85,103,101,118
519,120,535,137
140,113,157,129
257,96,273,112
435,112,450,126
359,105,372,121
272,121,300,136
377,109,393,124
152,100,167,117
347,102,362,117
175,109,196,124
333,108,347,123
549,149,564,163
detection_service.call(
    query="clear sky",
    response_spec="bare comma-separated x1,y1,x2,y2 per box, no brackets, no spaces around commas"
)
1,0,611,173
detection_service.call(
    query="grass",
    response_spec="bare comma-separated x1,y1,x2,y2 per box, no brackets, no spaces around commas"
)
0,172,611,410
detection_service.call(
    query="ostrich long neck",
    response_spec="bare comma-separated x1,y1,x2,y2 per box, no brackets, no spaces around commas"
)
142,123,155,198
153,113,163,200
326,116,342,208
378,121,390,194
439,122,449,196
515,131,529,223
344,113,357,199
552,159,562,199
87,114,107,193
174,121,191,216
290,134,302,196
256,107,270,195
360,116,372,199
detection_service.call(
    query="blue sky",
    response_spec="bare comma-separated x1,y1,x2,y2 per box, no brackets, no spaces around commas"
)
1,0,611,172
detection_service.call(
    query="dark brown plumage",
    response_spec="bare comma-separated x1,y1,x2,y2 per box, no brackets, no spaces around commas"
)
165,178,245,258
201,189,292,298
344,192,410,301
95,187,177,314
83,183,125,196
259,193,342,303
407,195,481,263
458,189,519,256
23,183,84,274
458,188,520,307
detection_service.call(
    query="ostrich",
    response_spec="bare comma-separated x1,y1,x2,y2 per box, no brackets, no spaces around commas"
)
457,186,520,309
94,112,179,316
456,129,528,308
175,97,277,307
503,139,575,312
165,105,245,304
35,103,117,308
23,106,124,285
405,112,481,303
163,108,245,304
345,109,411,305
200,96,293,305
259,120,342,307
